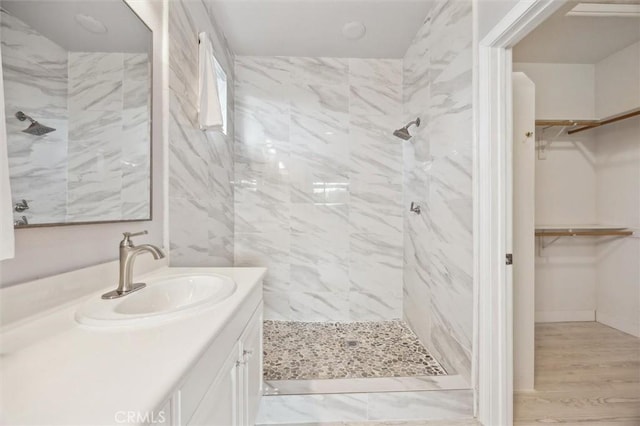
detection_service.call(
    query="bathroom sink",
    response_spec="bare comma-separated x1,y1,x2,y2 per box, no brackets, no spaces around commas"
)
75,273,237,326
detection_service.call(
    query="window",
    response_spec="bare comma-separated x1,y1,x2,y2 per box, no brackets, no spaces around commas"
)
213,55,227,135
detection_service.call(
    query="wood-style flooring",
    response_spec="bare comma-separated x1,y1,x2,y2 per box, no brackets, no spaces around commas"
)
514,322,640,425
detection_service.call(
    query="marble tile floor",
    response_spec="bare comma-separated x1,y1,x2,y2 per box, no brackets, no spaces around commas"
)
514,322,640,425
264,320,447,380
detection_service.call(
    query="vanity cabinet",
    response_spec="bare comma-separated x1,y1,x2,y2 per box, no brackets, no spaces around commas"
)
186,341,240,426
166,304,263,426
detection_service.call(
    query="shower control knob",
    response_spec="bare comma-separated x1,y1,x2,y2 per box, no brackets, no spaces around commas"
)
14,199,29,212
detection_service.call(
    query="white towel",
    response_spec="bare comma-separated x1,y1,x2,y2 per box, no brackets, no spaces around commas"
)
0,43,15,260
198,32,224,132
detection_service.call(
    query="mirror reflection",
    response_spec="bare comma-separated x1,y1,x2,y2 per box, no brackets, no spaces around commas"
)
1,0,152,227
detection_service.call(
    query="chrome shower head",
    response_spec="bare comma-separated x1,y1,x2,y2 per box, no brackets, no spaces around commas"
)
15,111,56,136
393,117,420,140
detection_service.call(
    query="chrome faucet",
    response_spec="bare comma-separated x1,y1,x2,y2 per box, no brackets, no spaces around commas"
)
101,231,165,299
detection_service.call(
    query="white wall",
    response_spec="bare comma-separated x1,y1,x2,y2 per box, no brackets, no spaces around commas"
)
476,0,520,40
0,0,166,288
595,41,640,118
513,63,595,120
514,62,599,322
594,41,640,337
512,73,536,390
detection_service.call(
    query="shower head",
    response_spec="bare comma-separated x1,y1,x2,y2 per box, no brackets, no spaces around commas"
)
393,118,420,140
15,111,56,136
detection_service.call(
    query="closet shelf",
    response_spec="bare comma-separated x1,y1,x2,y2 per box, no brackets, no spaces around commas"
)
534,107,640,135
535,119,598,127
535,226,633,250
535,226,633,237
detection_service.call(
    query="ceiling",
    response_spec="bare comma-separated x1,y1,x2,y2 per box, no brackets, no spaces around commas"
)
207,0,435,59
2,1,151,53
514,1,640,64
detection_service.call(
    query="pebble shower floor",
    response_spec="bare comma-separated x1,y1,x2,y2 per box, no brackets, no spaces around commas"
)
263,320,447,380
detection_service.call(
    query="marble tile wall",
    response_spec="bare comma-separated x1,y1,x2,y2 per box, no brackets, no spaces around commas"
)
67,52,151,222
168,0,235,266
234,57,404,322
1,9,69,224
402,0,474,381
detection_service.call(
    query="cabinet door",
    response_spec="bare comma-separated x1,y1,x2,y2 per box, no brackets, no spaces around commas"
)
239,306,263,426
186,341,240,426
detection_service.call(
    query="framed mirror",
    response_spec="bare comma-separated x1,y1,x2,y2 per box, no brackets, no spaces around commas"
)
1,0,152,228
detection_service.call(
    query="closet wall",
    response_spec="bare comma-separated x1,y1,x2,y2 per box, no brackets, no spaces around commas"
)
514,40,640,333
513,62,599,322
594,41,640,337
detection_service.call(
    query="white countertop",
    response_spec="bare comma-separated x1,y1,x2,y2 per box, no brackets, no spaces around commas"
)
0,266,266,425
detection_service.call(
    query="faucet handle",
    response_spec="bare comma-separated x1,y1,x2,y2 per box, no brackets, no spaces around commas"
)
121,230,148,246
123,230,148,239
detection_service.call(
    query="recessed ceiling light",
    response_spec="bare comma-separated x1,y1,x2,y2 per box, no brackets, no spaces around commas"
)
74,14,108,34
342,21,366,40
566,3,640,17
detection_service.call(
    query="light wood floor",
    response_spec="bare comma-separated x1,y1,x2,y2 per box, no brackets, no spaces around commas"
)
514,322,640,425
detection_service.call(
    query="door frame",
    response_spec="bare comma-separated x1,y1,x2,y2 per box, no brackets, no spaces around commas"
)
474,1,565,424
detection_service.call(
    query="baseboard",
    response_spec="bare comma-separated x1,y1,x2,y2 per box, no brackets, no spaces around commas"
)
535,310,595,323
596,311,640,338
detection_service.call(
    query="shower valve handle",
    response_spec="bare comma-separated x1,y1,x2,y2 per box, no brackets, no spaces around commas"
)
14,199,29,212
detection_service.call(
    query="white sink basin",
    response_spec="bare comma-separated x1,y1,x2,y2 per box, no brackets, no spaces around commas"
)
76,273,237,327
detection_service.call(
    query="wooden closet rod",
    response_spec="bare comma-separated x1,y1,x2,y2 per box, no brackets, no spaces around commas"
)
535,230,633,237
568,108,640,134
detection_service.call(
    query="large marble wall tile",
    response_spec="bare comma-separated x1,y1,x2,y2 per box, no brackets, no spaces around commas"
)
2,11,69,224
235,231,290,292
289,291,350,322
289,57,349,85
168,0,235,266
350,85,402,117
256,393,367,424
6,117,68,223
349,291,402,321
349,115,403,180
367,390,473,421
0,10,68,78
256,390,472,424
234,161,289,234
66,171,123,222
263,291,292,320
68,52,123,113
235,57,403,321
349,59,402,87
349,233,403,297
168,196,211,267
402,0,473,381
290,204,350,293
66,50,150,223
